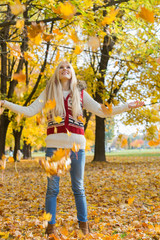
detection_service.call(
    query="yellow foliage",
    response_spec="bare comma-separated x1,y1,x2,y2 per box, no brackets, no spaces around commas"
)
136,6,154,23
101,8,120,25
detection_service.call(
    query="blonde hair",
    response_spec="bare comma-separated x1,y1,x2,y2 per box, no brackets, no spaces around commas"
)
46,61,82,119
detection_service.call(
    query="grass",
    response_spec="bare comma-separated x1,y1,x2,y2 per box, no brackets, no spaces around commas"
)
31,148,160,158
105,148,160,157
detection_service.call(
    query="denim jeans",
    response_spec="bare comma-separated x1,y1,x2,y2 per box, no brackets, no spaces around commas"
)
45,148,88,224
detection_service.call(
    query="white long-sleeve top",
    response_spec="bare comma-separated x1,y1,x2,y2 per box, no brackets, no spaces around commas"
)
4,90,130,149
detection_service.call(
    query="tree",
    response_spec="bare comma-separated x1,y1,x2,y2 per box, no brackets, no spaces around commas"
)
0,0,159,163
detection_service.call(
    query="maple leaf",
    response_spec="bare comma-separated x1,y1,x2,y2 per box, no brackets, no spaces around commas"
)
101,103,112,115
42,33,54,42
51,149,68,162
72,142,80,152
68,29,79,43
52,1,76,20
45,99,56,110
74,45,83,54
88,36,100,51
136,6,154,23
10,0,26,15
121,138,128,148
13,71,26,82
77,115,85,124
101,8,120,25
27,22,45,39
16,19,24,29
66,129,71,136
54,116,62,124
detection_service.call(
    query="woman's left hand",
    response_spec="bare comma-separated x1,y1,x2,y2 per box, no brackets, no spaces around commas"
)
128,100,145,109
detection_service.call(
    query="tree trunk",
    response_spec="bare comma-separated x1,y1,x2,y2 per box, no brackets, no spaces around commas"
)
13,127,23,161
0,6,10,159
93,116,106,161
0,114,10,158
23,140,31,159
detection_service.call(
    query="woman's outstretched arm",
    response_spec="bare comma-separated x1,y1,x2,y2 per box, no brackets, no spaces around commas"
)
0,90,46,117
83,90,144,118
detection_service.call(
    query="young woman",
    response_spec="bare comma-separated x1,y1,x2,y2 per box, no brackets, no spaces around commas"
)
0,61,144,238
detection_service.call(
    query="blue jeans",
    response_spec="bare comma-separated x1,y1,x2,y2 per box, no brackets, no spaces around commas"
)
45,148,88,224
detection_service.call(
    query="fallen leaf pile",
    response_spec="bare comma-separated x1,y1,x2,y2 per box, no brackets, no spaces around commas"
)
0,156,160,239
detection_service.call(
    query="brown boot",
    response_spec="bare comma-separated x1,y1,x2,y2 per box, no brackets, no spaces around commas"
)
45,223,59,239
79,221,90,235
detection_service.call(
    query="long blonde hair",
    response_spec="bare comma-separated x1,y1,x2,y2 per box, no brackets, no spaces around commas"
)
46,61,82,119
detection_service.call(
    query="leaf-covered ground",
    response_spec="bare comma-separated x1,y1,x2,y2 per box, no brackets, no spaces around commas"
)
0,156,160,240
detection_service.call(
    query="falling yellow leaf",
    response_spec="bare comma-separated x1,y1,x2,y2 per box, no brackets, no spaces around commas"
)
101,103,112,115
88,36,100,51
74,45,83,55
10,0,26,15
54,116,62,124
77,115,85,124
52,1,76,19
45,99,56,110
72,142,80,152
121,138,128,148
68,30,79,43
101,8,120,25
128,196,135,205
13,71,26,82
66,129,71,136
54,127,57,133
136,6,154,23
16,19,24,29
27,22,45,39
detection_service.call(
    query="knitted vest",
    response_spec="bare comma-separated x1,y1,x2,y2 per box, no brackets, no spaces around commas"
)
47,90,84,135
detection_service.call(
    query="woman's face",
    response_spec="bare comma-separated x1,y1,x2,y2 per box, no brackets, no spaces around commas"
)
59,62,72,82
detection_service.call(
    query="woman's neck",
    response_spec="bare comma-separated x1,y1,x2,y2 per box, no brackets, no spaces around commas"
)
61,81,70,91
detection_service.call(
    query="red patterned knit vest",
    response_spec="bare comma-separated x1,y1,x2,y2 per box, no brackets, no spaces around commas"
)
47,90,84,135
